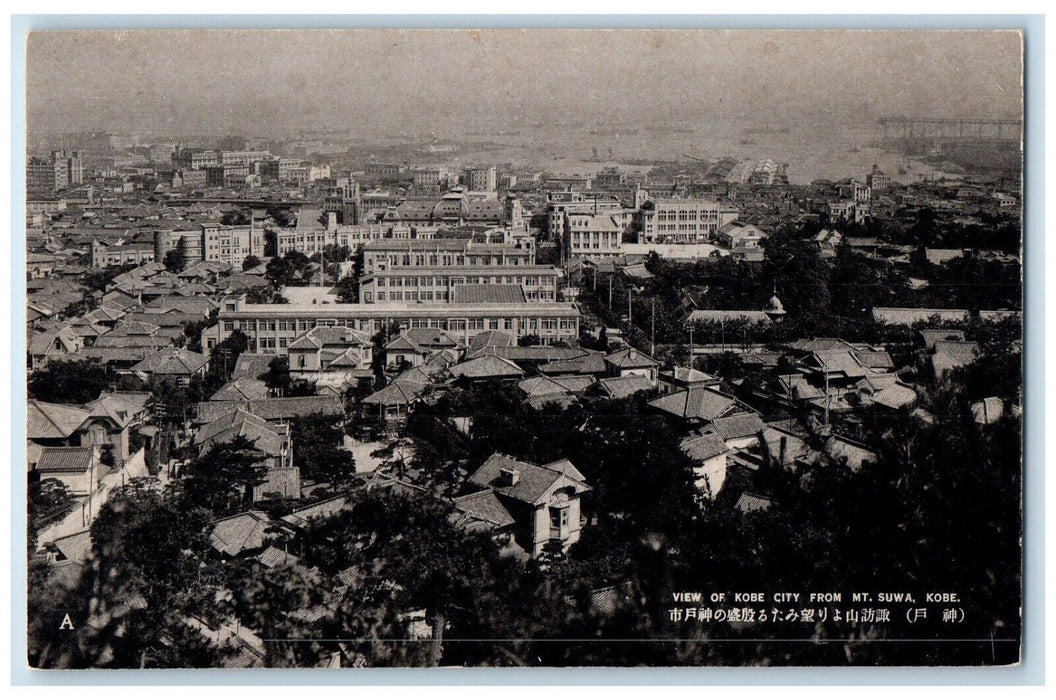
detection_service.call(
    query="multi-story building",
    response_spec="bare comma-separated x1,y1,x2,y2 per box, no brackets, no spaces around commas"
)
206,293,581,351
544,175,593,191
361,238,535,274
413,166,448,193
172,147,219,170
593,167,627,190
638,198,739,244
287,326,373,388
565,212,625,258
275,220,440,257
463,165,497,192
205,164,250,188
90,239,157,268
259,158,306,184
359,265,561,304
866,165,890,192
154,223,264,270
27,151,82,197
202,222,265,269
321,178,362,224
66,151,84,186
853,180,871,203
172,168,208,189
364,162,403,177
360,190,403,213
27,155,67,198
546,191,623,241
220,150,271,167
148,143,176,164
828,200,869,224
378,189,510,227
155,229,203,267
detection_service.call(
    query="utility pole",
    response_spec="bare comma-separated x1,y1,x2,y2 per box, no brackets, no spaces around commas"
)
650,297,656,357
627,288,632,329
787,375,793,431
608,273,612,308
823,368,830,426
688,323,694,368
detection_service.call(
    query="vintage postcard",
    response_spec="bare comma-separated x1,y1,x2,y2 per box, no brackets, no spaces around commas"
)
24,28,1024,668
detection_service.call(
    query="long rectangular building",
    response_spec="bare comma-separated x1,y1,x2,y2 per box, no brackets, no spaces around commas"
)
362,238,534,273
359,265,560,304
206,294,580,351
275,222,440,256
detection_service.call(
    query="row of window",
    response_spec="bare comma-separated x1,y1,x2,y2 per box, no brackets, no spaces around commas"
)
653,223,718,232
373,275,555,287
569,233,619,245
365,288,556,303
370,256,531,268
654,211,720,221
224,316,577,336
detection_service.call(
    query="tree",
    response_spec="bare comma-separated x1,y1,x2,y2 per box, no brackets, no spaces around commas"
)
178,436,270,516
162,248,185,273
334,275,358,303
81,262,137,293
303,490,547,667
829,246,885,318
203,329,249,393
262,356,292,393
264,229,278,258
221,211,250,226
28,477,73,530
226,560,328,667
266,206,295,228
242,254,262,271
764,228,832,317
266,251,313,288
596,326,609,351
332,248,365,303
182,319,211,352
29,478,222,668
29,359,111,404
289,413,357,488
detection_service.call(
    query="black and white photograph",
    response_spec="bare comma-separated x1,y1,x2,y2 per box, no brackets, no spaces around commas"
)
21,27,1025,669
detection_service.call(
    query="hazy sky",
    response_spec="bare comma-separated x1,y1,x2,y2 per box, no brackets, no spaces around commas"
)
27,29,1023,139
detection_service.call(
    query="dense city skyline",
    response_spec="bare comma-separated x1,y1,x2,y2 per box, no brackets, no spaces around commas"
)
28,29,1023,140
24,27,1024,672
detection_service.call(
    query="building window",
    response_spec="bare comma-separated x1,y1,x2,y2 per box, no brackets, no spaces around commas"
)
549,506,570,539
